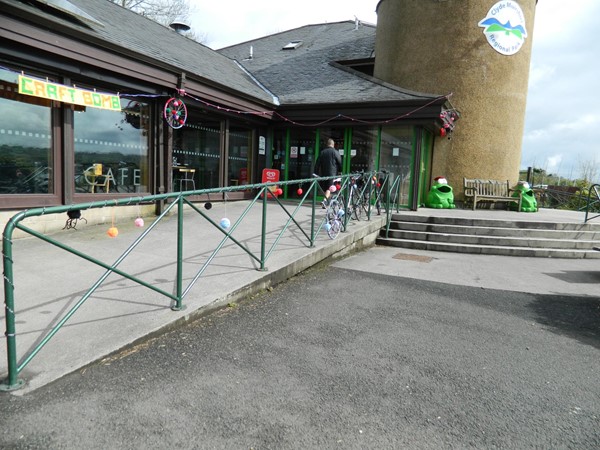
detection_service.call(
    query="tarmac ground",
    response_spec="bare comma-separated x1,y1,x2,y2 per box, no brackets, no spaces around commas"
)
1,203,598,395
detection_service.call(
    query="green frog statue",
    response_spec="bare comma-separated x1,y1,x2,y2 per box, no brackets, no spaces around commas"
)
425,176,456,209
511,181,538,212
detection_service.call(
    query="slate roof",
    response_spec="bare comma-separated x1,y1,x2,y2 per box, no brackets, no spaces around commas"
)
0,0,275,104
218,21,443,106
2,1,445,110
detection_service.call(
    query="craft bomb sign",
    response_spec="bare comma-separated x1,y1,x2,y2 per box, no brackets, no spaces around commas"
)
18,75,121,111
478,1,528,56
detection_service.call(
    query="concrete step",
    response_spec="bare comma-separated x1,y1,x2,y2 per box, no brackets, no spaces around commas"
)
384,228,599,250
389,213,600,232
376,236,600,259
388,220,600,240
378,212,600,258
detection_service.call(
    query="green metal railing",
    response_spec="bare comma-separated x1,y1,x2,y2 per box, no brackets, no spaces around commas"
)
382,172,408,238
1,172,382,391
533,184,600,222
584,184,600,223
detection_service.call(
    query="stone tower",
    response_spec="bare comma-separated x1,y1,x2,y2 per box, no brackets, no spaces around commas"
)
374,0,537,199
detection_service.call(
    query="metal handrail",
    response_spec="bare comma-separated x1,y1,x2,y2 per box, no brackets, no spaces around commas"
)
383,172,407,238
584,184,600,223
1,172,381,391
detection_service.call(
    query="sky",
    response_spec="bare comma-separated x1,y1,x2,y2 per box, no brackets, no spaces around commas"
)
188,0,598,180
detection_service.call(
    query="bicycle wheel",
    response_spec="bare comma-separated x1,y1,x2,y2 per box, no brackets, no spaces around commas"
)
327,217,341,239
325,199,343,239
350,189,362,220
352,189,363,220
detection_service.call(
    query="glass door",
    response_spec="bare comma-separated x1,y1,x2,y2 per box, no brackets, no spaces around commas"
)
227,123,253,199
379,125,415,209
285,128,316,198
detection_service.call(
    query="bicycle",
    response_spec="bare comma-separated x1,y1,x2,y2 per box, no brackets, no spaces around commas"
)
324,195,345,239
359,173,382,217
345,173,365,221
313,174,346,239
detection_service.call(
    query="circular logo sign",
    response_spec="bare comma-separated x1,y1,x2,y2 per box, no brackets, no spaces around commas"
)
478,0,528,56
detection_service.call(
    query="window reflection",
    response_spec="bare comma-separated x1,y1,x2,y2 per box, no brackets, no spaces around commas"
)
350,127,378,173
380,125,414,206
74,98,150,194
0,70,53,194
173,119,221,190
228,125,252,187
287,128,316,195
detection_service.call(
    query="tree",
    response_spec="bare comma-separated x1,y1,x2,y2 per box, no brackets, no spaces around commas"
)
577,157,599,186
110,0,189,26
109,0,205,42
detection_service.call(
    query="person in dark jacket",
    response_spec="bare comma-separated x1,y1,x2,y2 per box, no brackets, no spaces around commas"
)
314,138,343,207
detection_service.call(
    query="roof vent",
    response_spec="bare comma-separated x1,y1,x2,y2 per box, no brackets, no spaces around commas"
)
169,20,191,34
282,40,303,50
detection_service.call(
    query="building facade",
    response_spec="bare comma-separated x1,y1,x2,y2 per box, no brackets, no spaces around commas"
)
374,0,537,197
1,0,453,222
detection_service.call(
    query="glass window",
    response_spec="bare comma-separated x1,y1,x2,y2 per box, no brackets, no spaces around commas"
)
173,119,222,190
380,125,414,207
287,128,316,195
74,98,150,194
0,69,53,195
227,124,252,187
349,127,378,173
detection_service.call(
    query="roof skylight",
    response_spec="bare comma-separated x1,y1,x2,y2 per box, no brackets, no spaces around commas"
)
282,41,303,50
30,0,104,26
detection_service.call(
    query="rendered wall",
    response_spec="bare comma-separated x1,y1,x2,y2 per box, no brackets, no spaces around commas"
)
374,0,537,199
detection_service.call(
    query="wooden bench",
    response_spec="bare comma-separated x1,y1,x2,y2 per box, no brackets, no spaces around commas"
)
463,178,522,211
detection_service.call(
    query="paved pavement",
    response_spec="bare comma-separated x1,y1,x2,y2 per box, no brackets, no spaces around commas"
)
362,207,600,297
1,204,598,395
0,200,384,394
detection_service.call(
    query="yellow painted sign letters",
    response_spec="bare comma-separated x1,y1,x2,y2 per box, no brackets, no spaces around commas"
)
18,75,121,111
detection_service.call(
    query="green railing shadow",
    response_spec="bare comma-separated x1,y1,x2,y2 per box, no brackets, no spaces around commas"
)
1,172,383,391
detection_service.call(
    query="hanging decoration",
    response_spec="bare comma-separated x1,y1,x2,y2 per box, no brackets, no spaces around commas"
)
219,193,231,229
107,204,119,237
134,202,144,227
63,210,87,230
439,109,461,139
163,97,187,129
204,192,213,210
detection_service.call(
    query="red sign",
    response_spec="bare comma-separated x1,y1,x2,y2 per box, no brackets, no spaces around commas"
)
262,168,280,183
261,168,281,198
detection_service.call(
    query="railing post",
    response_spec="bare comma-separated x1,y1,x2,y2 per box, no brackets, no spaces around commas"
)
172,195,184,311
260,187,268,270
311,179,317,245
385,173,392,238
1,218,25,391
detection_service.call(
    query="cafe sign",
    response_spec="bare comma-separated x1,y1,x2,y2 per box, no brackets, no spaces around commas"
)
18,75,121,111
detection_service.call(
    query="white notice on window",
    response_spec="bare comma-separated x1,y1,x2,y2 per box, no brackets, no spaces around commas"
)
259,136,266,155
392,147,400,157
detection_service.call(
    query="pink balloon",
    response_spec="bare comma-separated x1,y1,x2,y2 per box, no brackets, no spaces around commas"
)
329,185,337,193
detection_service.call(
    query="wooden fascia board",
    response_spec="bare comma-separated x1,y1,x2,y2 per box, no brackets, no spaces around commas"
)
275,101,446,124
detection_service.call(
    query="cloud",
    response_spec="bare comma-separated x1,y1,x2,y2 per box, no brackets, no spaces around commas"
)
522,0,600,178
187,0,597,180
188,0,378,49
